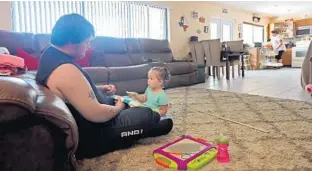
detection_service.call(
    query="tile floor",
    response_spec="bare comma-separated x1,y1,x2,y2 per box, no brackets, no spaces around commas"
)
190,67,312,103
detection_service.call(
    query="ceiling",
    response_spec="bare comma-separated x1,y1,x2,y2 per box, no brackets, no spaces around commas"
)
218,1,312,18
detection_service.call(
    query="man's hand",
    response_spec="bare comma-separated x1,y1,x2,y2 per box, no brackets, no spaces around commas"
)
98,84,116,95
114,96,125,110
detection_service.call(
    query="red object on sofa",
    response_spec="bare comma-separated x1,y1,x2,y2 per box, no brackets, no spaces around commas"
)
75,49,93,67
16,48,39,70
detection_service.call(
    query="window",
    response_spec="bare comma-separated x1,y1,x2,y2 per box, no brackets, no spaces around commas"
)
243,23,264,46
210,23,218,39
11,1,168,40
210,18,234,41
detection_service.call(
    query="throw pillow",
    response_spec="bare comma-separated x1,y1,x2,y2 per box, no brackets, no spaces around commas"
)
16,48,39,70
75,49,93,67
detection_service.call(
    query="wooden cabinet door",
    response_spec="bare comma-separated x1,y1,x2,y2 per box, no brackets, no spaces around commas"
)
305,18,312,26
282,49,292,66
295,19,306,28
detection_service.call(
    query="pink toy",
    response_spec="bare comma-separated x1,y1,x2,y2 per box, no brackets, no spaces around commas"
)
215,135,230,163
305,84,312,95
153,135,217,170
216,144,230,163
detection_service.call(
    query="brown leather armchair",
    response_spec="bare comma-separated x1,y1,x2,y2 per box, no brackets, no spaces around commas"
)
0,77,78,171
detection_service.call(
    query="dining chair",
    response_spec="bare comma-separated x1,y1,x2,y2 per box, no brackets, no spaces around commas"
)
224,40,244,78
201,39,226,79
189,41,211,78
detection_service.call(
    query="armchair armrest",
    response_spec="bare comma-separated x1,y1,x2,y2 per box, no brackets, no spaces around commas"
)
0,77,79,168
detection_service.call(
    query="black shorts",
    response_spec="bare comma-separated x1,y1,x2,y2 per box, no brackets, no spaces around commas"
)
72,94,173,159
275,50,284,60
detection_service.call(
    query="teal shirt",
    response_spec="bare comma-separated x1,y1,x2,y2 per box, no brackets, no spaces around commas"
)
144,87,168,113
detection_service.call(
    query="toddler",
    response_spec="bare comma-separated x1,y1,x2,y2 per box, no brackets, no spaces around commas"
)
127,67,170,119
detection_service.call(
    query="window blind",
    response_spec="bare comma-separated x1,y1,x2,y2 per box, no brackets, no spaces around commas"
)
12,1,84,34
11,1,168,40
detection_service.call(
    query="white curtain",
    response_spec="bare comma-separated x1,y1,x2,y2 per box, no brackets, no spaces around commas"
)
11,1,168,40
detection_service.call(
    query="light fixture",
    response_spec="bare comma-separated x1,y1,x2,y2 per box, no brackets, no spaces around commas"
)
253,16,260,23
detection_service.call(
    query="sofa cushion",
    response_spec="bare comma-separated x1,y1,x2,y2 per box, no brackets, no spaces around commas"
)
142,52,173,63
108,64,150,82
90,37,133,67
34,34,51,53
90,50,105,67
16,48,39,70
103,54,133,67
91,36,127,53
83,67,110,84
126,38,145,65
75,49,92,67
139,38,173,63
164,71,197,89
0,30,36,55
90,50,133,67
164,62,197,75
126,38,140,53
128,53,145,65
139,38,171,53
111,79,148,96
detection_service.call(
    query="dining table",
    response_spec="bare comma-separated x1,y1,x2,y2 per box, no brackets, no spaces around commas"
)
221,50,247,80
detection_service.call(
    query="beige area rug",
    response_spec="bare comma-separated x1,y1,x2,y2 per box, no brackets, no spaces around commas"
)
77,87,312,171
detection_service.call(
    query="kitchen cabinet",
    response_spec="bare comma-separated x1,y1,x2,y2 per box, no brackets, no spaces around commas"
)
294,18,312,28
247,48,260,69
295,19,306,28
247,48,292,68
281,49,292,66
305,18,312,26
268,21,294,39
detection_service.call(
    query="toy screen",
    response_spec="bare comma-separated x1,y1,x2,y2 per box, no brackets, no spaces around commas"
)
163,138,206,160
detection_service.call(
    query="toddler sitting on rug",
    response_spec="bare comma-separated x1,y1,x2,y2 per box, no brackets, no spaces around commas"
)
127,67,170,119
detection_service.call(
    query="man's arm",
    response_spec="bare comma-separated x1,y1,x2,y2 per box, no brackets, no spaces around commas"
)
96,84,117,95
96,85,106,92
50,64,123,123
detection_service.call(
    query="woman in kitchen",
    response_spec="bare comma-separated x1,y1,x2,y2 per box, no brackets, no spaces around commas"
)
270,30,286,63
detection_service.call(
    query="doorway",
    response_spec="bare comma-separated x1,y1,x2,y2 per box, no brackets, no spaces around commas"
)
210,17,234,41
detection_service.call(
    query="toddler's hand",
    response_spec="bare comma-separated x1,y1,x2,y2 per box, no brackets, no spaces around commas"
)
126,91,138,98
